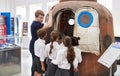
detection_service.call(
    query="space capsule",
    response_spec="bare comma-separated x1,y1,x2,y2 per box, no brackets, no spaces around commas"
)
50,0,117,76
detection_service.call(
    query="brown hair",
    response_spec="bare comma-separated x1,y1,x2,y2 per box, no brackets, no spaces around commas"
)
63,36,75,64
49,30,59,54
37,29,47,39
35,10,45,17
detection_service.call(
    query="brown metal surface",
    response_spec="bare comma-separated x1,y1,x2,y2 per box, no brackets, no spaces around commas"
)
60,0,97,2
52,1,116,76
78,53,109,76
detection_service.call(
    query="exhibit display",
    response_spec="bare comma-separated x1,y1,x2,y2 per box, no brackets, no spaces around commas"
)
0,13,21,76
0,36,21,76
51,0,117,76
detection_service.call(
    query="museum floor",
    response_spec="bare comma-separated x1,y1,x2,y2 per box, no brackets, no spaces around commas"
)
11,49,120,76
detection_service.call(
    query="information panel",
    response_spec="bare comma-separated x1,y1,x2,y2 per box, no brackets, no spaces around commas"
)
98,42,120,68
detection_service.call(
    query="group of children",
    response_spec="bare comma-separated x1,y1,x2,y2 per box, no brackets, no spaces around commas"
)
32,28,82,76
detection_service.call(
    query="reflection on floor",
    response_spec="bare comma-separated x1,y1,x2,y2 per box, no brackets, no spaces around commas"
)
11,49,120,76
11,49,32,76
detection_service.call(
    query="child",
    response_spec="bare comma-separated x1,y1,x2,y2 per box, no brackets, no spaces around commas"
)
73,46,82,76
32,28,47,76
52,36,78,76
71,36,82,76
45,30,61,76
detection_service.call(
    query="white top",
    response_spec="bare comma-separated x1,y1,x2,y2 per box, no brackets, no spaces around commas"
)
60,43,82,63
74,46,82,63
52,46,78,70
45,41,61,60
34,38,46,61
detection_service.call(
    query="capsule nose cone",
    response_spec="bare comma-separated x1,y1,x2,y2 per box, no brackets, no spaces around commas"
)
60,0,97,2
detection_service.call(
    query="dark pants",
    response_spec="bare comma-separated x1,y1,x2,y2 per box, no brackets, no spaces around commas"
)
46,58,57,76
70,64,79,76
29,50,35,76
70,63,74,76
32,56,44,74
29,41,35,76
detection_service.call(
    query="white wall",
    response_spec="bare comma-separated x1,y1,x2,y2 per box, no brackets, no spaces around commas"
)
98,0,120,37
14,0,59,14
14,0,59,37
112,0,120,37
14,0,59,23
0,0,15,17
98,0,112,13
0,0,6,12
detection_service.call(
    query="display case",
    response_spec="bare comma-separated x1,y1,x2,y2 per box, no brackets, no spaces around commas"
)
0,35,21,76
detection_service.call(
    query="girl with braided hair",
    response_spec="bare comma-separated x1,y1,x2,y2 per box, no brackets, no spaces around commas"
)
52,36,78,76
45,30,61,76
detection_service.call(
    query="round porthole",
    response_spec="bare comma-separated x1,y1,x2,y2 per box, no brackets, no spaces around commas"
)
77,11,93,28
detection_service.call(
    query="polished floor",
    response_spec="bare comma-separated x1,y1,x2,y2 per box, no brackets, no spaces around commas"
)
11,49,120,76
